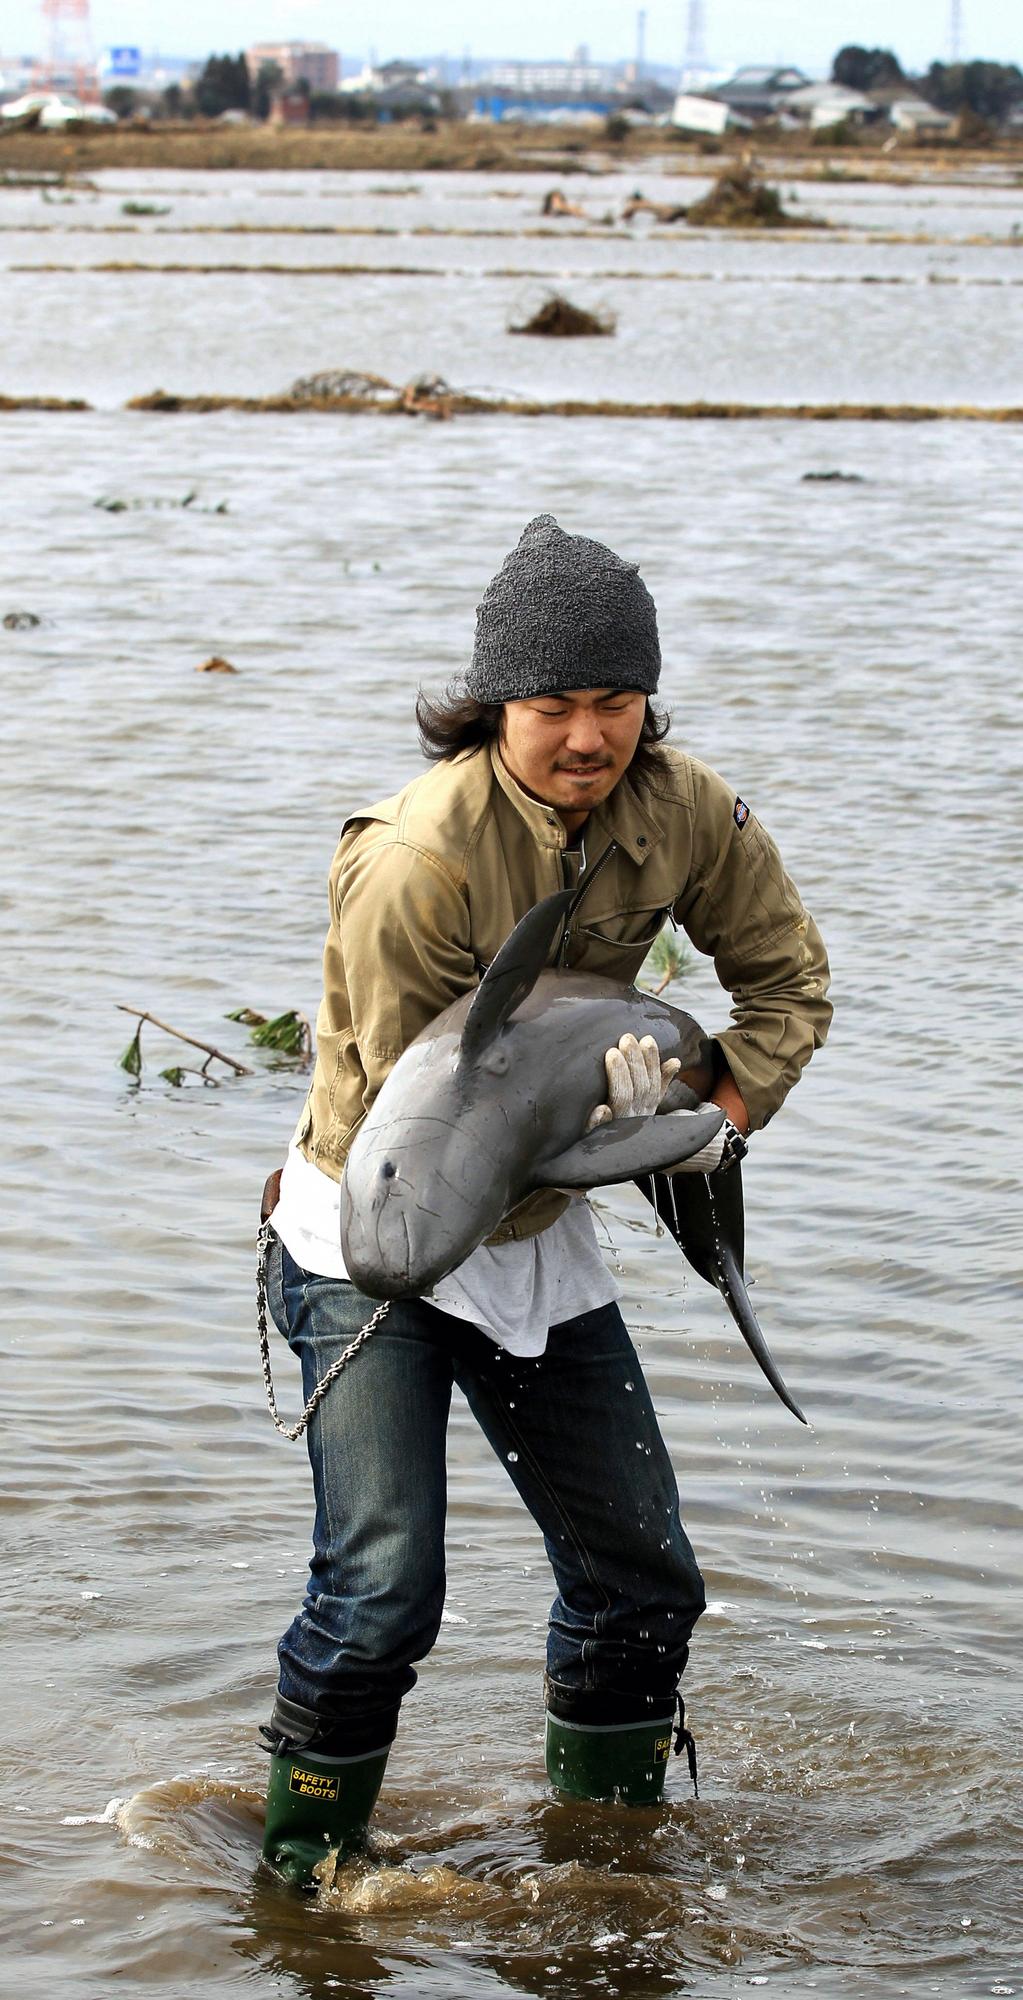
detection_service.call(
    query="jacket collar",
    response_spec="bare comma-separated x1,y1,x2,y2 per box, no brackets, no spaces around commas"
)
490,744,662,866
490,745,568,850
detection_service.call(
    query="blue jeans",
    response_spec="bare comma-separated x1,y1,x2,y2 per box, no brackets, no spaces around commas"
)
267,1238,705,1736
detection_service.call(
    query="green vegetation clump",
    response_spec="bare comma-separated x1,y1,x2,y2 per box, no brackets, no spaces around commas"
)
641,931,693,994
227,1006,312,1059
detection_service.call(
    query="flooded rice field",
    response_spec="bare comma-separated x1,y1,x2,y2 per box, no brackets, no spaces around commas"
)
1,166,1021,2000
2,165,1023,405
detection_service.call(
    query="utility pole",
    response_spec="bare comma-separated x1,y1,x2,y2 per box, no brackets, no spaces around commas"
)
948,0,964,63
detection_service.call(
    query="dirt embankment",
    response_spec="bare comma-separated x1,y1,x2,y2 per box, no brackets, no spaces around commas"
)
0,124,548,175
2,122,1022,179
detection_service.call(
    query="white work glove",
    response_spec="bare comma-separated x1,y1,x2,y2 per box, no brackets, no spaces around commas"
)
585,1032,748,1175
585,1034,681,1130
667,1117,747,1175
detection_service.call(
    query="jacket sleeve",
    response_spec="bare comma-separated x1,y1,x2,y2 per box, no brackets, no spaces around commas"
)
334,831,475,1116
673,763,832,1130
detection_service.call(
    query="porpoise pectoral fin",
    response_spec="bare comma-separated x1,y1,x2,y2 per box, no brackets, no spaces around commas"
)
537,1106,725,1189
639,1169,809,1426
460,888,577,1065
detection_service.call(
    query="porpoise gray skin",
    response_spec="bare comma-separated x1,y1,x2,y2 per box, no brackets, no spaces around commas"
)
340,888,808,1423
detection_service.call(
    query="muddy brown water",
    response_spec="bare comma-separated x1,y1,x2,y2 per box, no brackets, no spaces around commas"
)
1,168,1021,2000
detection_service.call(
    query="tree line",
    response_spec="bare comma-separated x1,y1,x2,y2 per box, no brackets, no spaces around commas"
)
833,45,1023,122
103,44,1023,125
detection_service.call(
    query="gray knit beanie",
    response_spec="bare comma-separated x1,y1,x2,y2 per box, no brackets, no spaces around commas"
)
466,514,660,703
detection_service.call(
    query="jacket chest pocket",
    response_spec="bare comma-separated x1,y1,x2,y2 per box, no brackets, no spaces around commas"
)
565,903,675,980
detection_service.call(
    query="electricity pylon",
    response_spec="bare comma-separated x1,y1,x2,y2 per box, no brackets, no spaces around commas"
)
37,0,99,100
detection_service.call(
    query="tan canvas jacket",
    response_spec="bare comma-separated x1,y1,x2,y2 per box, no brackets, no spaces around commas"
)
293,743,832,1241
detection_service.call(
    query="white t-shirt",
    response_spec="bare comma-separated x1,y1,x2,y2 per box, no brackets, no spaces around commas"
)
270,1144,619,1359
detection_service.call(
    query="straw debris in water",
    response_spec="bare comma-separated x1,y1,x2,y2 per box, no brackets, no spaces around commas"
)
0,393,90,411
509,291,616,337
687,163,813,229
120,391,1023,424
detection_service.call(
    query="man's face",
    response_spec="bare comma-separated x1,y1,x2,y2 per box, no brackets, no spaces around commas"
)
499,688,647,817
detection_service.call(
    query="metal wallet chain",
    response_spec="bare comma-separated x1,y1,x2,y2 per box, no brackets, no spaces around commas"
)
256,1218,390,1442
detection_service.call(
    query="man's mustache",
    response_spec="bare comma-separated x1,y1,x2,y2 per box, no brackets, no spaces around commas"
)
553,755,614,772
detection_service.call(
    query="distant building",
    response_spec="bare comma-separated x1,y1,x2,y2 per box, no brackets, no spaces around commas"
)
876,89,954,133
341,59,429,92
479,58,616,96
270,89,310,126
472,54,671,122
337,59,442,116
784,81,876,129
709,64,809,120
246,41,338,92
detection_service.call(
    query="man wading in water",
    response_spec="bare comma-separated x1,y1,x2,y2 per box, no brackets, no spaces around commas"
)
259,515,832,1886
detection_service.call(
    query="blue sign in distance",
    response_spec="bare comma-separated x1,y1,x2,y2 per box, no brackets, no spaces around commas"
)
108,46,141,76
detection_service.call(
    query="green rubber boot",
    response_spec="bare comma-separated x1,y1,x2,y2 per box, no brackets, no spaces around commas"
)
545,1710,677,1805
262,1742,391,1888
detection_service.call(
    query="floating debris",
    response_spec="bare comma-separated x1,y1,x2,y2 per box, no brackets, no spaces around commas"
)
541,188,588,219
288,368,394,404
128,376,496,418
801,470,868,483
396,373,462,417
121,199,171,216
509,291,616,337
3,609,41,629
117,1004,251,1084
196,654,237,673
622,193,688,223
227,1006,312,1061
687,163,815,230
94,490,228,513
0,168,95,190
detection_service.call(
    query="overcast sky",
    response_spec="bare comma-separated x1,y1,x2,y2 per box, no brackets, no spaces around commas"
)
3,0,1017,75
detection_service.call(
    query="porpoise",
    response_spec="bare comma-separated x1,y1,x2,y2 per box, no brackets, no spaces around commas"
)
341,888,807,1422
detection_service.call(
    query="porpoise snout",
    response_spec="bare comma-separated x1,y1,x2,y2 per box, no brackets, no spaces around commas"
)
341,1124,498,1301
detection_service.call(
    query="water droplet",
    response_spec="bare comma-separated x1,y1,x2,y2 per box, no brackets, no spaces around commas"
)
507,1450,519,1463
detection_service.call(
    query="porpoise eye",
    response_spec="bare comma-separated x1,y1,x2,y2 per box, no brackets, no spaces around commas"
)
380,1160,397,1180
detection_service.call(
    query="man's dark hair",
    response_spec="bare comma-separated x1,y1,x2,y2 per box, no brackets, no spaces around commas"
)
416,686,671,784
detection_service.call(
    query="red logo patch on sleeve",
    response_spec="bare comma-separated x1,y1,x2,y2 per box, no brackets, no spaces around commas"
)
733,798,750,828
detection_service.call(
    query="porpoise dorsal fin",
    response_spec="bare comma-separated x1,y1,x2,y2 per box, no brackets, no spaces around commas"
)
460,888,576,1065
